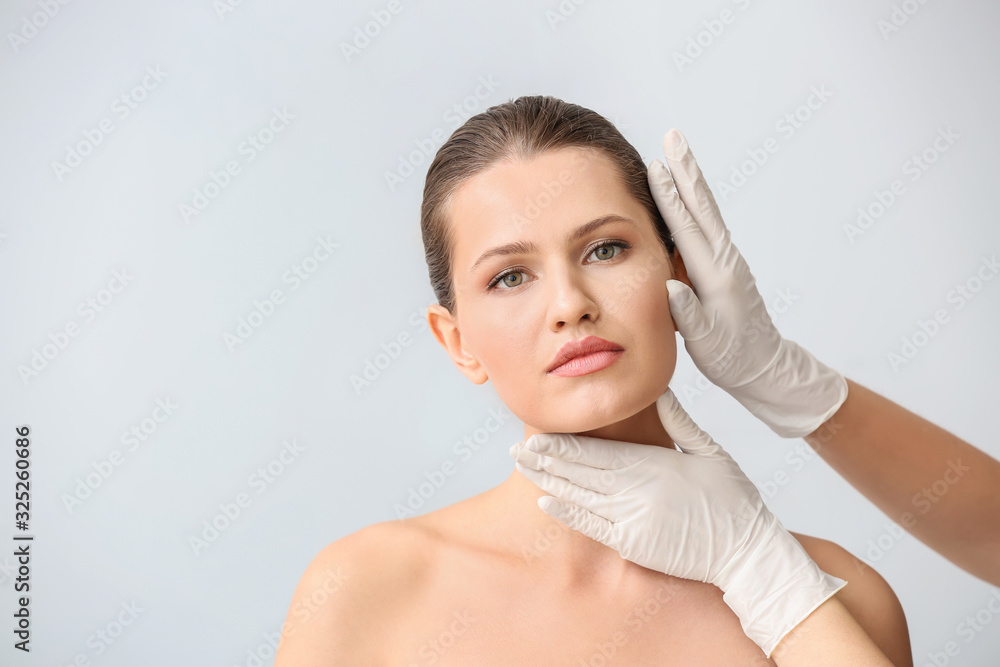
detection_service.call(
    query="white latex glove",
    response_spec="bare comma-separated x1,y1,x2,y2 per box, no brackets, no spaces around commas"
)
508,388,847,658
648,129,847,438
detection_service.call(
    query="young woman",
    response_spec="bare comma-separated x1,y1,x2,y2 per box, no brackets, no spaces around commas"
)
275,95,912,666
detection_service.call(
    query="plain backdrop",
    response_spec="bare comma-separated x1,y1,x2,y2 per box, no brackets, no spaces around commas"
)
2,0,999,665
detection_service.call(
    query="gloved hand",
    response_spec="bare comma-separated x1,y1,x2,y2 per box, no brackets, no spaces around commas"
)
508,388,847,658
648,129,847,438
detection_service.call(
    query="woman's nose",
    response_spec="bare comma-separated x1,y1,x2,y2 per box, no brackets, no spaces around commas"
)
545,268,600,329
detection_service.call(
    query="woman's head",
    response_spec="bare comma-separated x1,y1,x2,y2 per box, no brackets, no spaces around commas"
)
421,95,690,435
421,95,676,315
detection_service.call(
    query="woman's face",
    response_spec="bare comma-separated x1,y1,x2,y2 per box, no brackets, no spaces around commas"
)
427,146,682,436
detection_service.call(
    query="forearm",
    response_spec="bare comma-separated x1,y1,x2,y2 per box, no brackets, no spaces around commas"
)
770,597,894,666
804,378,1000,585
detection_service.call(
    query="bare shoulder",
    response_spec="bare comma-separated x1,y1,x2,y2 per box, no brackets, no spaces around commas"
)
274,519,435,667
790,531,913,667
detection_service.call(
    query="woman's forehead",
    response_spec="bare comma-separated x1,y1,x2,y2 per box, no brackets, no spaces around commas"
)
449,148,636,232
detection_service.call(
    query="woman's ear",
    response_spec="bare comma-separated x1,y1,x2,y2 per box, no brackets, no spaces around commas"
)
426,304,489,385
665,248,694,335
670,247,693,291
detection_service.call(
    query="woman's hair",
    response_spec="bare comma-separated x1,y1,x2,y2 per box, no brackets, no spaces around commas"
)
420,94,676,315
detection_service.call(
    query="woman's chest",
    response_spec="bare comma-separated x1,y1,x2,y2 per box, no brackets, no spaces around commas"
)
382,564,775,666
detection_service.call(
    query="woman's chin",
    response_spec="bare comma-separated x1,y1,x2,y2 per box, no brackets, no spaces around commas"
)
536,391,671,436
523,410,638,437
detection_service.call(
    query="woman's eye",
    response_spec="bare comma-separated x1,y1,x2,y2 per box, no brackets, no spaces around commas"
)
588,241,628,262
487,240,631,291
496,272,525,289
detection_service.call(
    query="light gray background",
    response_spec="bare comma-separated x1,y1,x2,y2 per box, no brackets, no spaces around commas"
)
2,0,999,665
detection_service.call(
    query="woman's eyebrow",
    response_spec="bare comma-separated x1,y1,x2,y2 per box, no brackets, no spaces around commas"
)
467,214,637,275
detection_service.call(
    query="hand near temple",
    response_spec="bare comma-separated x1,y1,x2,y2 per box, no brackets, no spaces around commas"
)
648,128,847,438
652,128,1000,587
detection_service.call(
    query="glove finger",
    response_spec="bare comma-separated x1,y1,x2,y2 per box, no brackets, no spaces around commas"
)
655,389,721,456
660,129,730,254
522,449,634,495
515,462,618,521
508,440,522,461
648,159,715,275
509,440,549,471
537,496,618,549
525,433,649,471
665,279,714,342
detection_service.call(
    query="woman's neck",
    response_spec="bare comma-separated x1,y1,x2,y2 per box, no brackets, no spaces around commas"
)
478,400,678,588
523,399,677,449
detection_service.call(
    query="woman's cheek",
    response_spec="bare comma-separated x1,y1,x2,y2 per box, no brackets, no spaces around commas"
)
492,376,544,430
476,325,537,395
638,280,678,383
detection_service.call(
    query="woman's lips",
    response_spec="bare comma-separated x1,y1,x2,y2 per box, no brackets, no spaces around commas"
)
547,349,625,377
546,335,624,373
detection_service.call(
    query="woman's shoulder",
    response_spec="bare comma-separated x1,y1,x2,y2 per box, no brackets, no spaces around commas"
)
790,531,913,667
312,518,439,587
296,517,440,606
274,519,438,666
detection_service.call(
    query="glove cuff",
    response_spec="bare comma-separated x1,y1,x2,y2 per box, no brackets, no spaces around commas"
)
721,527,848,658
729,338,848,438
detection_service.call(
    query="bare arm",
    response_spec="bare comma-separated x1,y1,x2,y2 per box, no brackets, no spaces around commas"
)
770,596,894,666
274,540,368,667
275,522,414,666
804,378,1000,585
792,533,912,666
